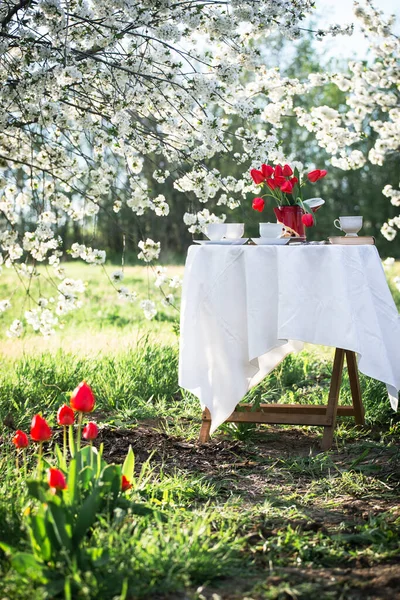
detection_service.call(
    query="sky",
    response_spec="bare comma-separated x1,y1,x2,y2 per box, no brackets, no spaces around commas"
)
310,0,400,59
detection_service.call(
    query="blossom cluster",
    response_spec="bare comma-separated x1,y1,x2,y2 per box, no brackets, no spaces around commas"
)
0,0,356,333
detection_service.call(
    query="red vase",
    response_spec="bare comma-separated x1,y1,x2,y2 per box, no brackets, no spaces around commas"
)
273,205,305,239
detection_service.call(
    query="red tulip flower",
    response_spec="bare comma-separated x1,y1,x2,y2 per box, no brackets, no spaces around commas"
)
250,169,265,185
83,421,98,440
30,415,52,442
70,382,95,413
57,404,75,426
307,169,327,183
282,164,293,176
12,430,29,449
290,176,298,185
274,164,283,178
48,468,67,491
274,175,286,186
302,213,314,227
280,180,294,193
121,475,132,492
252,197,265,212
261,164,274,178
266,178,278,190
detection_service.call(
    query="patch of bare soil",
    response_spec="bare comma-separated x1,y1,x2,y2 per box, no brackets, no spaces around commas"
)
98,423,319,473
191,564,400,600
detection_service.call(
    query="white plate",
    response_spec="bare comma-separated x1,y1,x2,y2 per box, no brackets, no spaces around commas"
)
251,238,289,246
194,238,248,245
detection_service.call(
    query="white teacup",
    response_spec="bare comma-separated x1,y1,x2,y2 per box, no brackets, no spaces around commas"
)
205,223,227,240
224,223,244,239
334,216,363,237
259,222,284,238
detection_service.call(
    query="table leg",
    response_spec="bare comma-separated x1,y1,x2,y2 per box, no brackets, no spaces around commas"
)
321,348,345,451
198,408,211,443
345,350,365,425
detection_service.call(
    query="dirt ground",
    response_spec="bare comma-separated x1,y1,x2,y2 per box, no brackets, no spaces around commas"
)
97,422,400,600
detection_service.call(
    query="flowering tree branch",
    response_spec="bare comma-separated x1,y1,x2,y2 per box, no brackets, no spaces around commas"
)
0,0,357,335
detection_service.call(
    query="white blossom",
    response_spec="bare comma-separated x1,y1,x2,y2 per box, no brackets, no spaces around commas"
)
0,299,11,313
138,239,161,263
7,319,23,338
140,300,157,320
111,270,124,282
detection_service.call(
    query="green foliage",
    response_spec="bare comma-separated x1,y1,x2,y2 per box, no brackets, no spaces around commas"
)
0,444,159,598
0,342,182,429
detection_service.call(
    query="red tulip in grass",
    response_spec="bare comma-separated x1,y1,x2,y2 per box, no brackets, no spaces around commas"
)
48,468,67,492
121,475,132,492
12,430,29,476
70,381,96,451
57,404,75,460
30,414,52,478
83,421,98,465
83,421,98,441
12,430,29,449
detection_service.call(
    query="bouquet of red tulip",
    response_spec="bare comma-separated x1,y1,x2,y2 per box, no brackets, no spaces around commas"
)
251,163,327,228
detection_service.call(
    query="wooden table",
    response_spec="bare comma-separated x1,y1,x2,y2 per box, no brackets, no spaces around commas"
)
199,348,365,450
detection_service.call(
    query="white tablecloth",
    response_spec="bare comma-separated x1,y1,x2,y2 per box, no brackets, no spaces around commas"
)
178,245,400,434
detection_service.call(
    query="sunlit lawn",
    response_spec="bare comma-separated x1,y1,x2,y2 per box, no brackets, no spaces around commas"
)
0,262,184,357
0,259,398,359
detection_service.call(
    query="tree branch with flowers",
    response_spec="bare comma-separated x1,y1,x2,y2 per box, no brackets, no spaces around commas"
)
0,0,357,336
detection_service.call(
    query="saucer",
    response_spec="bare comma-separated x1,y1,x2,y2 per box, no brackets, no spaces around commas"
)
194,238,248,245
251,238,289,246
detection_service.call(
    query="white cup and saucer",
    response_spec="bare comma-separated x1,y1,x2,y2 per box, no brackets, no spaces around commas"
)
252,223,287,245
334,216,363,237
194,223,248,245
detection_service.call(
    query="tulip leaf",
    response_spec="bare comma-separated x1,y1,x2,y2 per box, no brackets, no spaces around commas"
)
80,465,95,491
47,502,73,552
100,464,121,502
0,541,16,555
10,553,44,580
79,445,92,468
96,443,106,477
72,489,101,546
26,480,49,503
122,445,135,482
55,443,67,472
67,457,79,505
28,515,52,562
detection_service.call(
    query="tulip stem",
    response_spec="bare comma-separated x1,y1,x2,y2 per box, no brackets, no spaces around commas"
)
23,450,27,479
69,424,75,458
37,442,43,479
16,453,19,473
90,440,93,469
63,425,67,461
76,412,83,451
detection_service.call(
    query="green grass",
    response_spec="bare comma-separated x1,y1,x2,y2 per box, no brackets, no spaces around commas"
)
0,263,183,357
0,261,399,599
